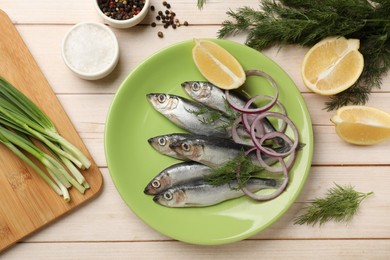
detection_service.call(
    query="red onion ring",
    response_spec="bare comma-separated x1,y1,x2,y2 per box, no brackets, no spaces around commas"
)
231,116,243,144
225,70,279,114
256,144,297,173
250,112,299,158
237,158,289,201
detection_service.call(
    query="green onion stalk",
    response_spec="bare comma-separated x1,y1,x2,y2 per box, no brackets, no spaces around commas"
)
0,126,71,201
0,76,91,201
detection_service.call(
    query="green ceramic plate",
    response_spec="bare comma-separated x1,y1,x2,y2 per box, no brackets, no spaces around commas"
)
105,39,313,245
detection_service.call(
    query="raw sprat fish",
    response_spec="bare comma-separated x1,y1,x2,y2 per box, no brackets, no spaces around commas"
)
147,93,231,139
181,80,286,146
169,134,290,169
146,93,251,144
154,177,281,208
144,161,213,195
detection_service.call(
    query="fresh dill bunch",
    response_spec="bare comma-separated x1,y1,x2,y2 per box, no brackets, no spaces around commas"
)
218,0,390,110
205,152,263,187
294,183,373,226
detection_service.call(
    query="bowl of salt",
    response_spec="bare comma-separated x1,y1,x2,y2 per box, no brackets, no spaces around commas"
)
62,22,119,80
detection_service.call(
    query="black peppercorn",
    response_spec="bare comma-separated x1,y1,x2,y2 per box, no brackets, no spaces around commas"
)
151,22,156,27
184,21,189,26
162,1,167,6
158,31,164,38
166,3,171,8
150,5,155,11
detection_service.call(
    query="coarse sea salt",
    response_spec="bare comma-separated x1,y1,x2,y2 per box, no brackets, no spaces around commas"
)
62,23,119,79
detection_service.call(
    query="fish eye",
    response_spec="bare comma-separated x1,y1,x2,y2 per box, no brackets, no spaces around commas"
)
151,180,161,188
163,191,173,200
191,82,200,91
158,137,167,146
157,94,167,103
181,142,190,151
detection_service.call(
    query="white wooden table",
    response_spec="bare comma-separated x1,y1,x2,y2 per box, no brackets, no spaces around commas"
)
1,1,390,259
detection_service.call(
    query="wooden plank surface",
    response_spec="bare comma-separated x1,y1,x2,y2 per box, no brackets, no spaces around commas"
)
0,0,389,258
0,10,103,251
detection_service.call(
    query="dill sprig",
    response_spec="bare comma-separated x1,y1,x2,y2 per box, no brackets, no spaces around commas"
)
185,105,237,129
205,152,263,187
294,183,373,226
218,0,390,110
197,0,206,9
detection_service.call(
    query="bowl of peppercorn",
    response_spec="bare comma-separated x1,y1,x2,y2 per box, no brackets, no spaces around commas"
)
95,0,150,29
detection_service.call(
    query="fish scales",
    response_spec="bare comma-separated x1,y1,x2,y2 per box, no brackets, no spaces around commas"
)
169,134,289,169
144,161,213,195
146,93,231,138
153,178,279,207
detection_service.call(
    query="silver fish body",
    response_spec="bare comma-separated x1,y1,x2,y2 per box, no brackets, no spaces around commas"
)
146,93,231,138
144,162,212,195
148,133,192,160
153,178,279,207
181,81,279,137
169,135,287,169
181,81,247,115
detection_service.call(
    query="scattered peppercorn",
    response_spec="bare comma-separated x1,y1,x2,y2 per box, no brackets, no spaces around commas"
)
150,5,155,11
97,0,145,20
150,1,189,38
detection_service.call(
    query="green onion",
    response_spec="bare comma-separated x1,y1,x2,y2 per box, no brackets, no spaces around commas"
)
0,76,91,201
0,77,91,169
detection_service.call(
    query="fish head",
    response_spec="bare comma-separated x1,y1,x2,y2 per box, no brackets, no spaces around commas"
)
181,81,212,101
148,134,190,160
170,139,204,161
148,135,174,154
146,93,179,113
144,173,171,195
153,188,187,207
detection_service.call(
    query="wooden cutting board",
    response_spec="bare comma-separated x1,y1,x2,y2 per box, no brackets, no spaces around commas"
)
0,10,103,252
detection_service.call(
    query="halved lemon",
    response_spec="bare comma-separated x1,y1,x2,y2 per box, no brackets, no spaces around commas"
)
192,39,246,90
302,36,364,95
331,106,390,145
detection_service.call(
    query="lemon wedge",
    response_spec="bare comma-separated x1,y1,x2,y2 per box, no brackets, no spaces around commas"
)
331,105,390,145
192,39,246,90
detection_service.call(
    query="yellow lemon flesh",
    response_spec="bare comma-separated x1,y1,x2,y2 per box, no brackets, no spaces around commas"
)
302,36,364,95
192,39,246,90
331,106,390,145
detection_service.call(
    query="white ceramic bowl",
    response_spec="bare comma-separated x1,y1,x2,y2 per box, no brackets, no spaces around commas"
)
94,0,150,29
62,22,119,80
